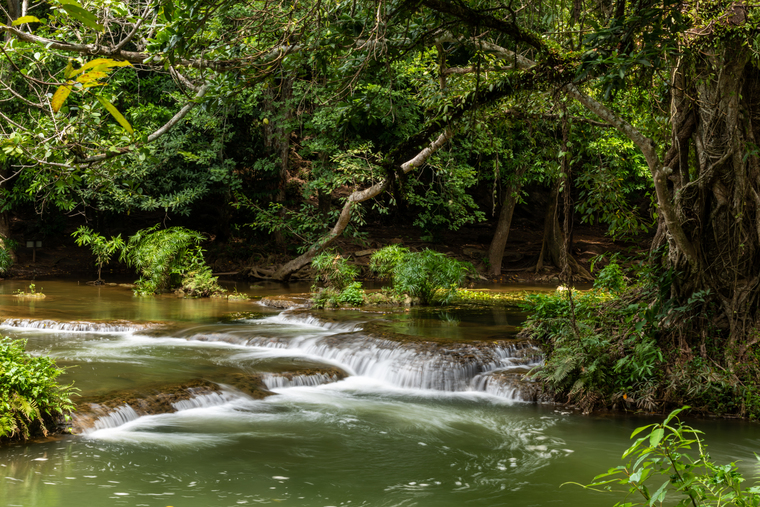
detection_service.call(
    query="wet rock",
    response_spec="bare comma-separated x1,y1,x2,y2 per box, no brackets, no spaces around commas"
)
259,294,313,309
480,370,553,402
72,376,274,433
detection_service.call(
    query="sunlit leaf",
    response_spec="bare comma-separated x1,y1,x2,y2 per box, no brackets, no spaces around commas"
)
12,16,41,26
68,58,132,77
51,84,73,112
96,96,133,134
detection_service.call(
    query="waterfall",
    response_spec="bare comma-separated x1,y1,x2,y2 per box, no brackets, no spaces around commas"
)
0,318,151,333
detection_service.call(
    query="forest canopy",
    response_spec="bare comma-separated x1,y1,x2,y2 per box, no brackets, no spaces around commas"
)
1,1,759,343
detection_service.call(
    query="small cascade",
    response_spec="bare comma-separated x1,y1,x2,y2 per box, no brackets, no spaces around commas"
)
262,372,342,389
260,313,364,333
73,383,243,433
471,368,551,402
87,404,142,432
0,318,153,333
171,391,235,411
238,330,543,398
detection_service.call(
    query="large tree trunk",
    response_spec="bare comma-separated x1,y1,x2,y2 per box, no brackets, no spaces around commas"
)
487,165,527,276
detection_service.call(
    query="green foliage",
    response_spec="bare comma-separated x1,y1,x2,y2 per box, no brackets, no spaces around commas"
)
14,284,46,298
522,265,664,411
310,252,365,308
121,225,222,296
569,407,760,507
0,337,77,441
0,239,17,275
370,246,474,305
72,226,125,281
593,258,628,292
311,251,359,291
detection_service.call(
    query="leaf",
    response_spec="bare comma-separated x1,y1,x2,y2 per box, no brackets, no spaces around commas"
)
63,60,74,79
650,427,664,447
96,96,133,133
68,58,131,77
51,84,73,112
648,480,669,506
58,1,104,32
12,16,41,25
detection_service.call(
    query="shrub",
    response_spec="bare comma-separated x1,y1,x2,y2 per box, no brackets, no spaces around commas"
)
370,246,474,305
0,337,77,441
121,225,223,296
311,251,359,291
72,226,125,282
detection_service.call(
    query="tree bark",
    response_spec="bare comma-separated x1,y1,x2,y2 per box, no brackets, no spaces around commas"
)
487,165,527,277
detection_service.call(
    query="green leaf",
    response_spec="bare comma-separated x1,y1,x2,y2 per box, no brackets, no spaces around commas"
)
650,427,664,447
96,96,134,134
648,480,669,506
12,15,41,25
58,1,104,32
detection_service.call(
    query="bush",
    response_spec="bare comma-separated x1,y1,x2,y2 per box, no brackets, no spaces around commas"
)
311,251,359,291
370,246,473,305
0,337,77,441
121,225,223,296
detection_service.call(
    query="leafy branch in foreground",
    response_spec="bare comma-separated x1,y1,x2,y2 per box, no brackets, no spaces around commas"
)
567,406,760,507
0,338,77,441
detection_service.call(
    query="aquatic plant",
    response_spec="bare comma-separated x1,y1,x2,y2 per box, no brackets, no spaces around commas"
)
0,337,77,441
14,283,46,298
569,407,760,506
370,246,474,305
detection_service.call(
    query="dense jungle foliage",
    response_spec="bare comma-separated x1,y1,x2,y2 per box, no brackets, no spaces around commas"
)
2,0,760,417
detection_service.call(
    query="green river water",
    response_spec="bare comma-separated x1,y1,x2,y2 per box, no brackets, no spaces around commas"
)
1,280,759,507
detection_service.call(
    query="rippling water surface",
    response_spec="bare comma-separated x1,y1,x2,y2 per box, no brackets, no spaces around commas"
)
1,280,759,507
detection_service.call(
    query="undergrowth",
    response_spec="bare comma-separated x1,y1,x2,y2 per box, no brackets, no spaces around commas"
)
521,260,760,418
0,338,77,441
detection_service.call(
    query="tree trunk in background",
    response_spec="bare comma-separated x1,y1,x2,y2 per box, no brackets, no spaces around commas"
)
487,165,527,277
541,183,592,281
273,77,293,250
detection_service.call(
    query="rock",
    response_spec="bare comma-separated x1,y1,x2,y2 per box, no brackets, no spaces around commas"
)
259,294,313,309
354,249,377,257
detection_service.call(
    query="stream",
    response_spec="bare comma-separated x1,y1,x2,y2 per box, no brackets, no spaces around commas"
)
1,280,759,507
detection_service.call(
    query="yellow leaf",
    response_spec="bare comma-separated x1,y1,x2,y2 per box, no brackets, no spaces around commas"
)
96,96,133,134
51,83,73,112
68,58,132,77
63,60,74,79
12,15,41,25
76,70,108,83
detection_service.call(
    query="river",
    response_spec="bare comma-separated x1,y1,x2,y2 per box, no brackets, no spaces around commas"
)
1,280,758,507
